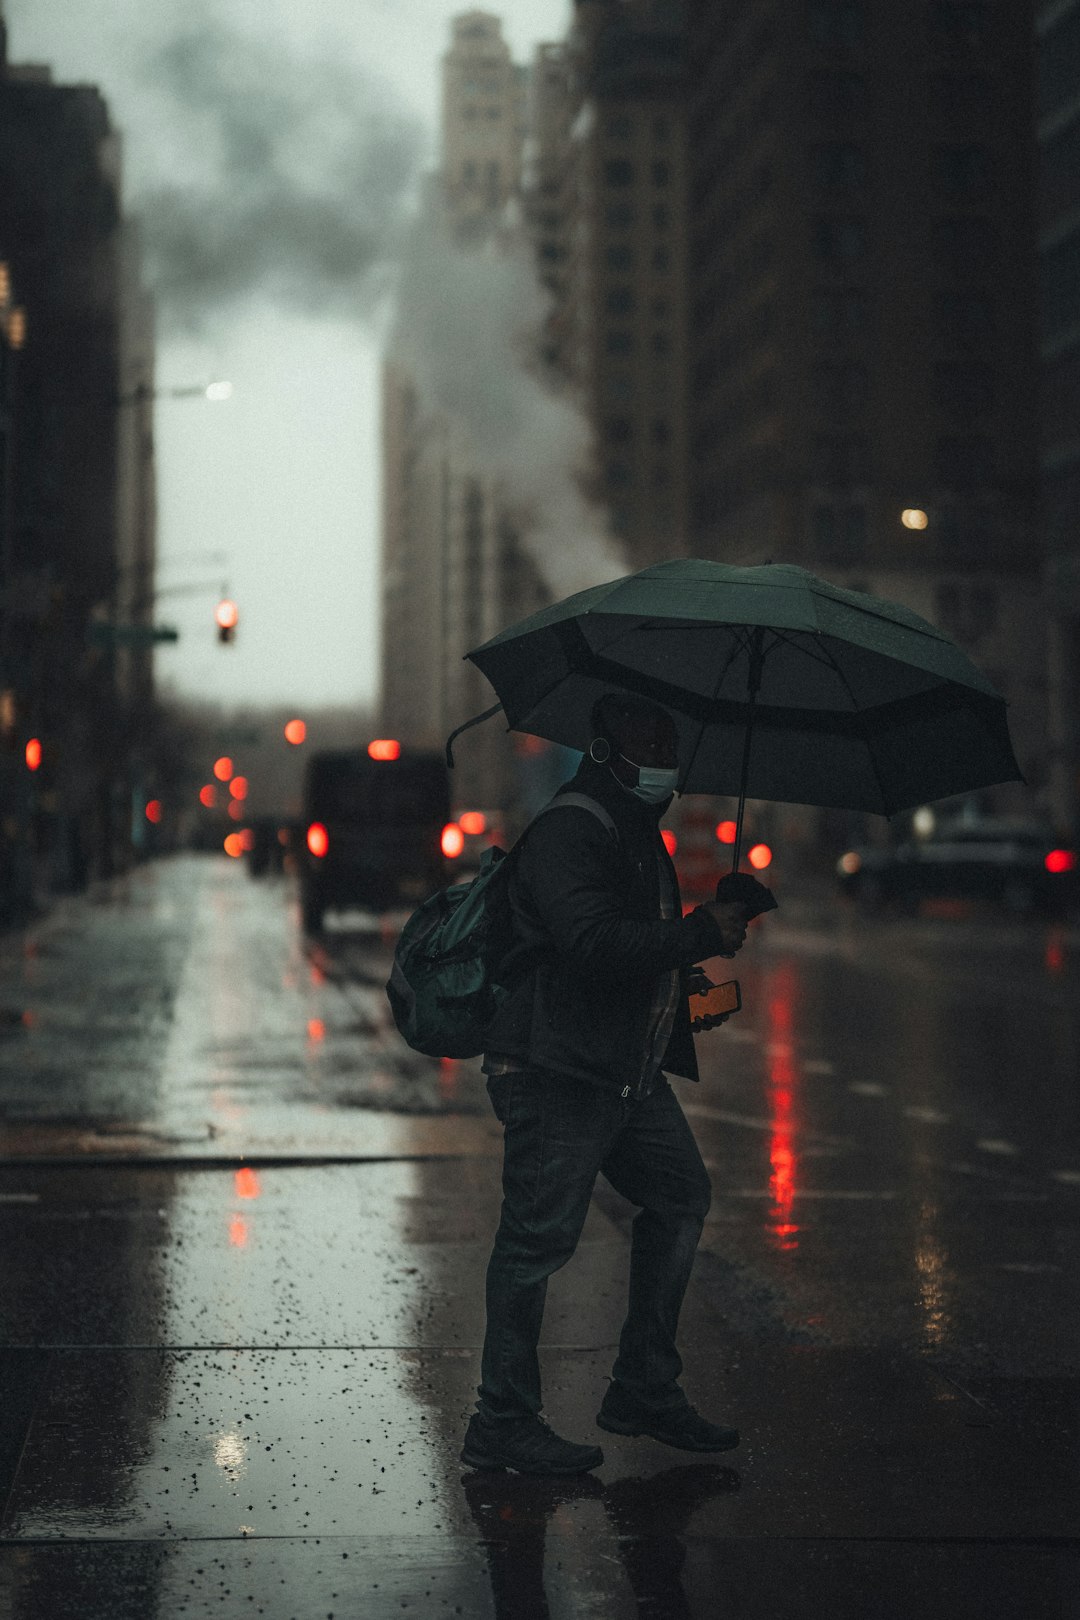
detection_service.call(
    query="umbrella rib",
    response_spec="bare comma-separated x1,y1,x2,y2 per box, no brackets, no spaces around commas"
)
680,631,752,789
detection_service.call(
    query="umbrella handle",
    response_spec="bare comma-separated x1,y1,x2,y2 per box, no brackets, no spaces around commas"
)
445,702,503,768
731,629,765,874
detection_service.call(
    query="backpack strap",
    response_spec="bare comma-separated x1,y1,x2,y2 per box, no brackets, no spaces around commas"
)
532,791,618,842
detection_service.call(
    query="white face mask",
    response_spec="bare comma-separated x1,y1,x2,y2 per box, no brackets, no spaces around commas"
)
619,754,679,804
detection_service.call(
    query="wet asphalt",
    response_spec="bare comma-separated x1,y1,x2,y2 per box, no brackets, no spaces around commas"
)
0,853,1078,1618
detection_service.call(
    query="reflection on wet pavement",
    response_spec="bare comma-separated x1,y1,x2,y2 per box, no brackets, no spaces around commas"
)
0,855,1078,1616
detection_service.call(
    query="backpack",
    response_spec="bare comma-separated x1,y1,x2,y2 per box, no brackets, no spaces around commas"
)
385,793,617,1059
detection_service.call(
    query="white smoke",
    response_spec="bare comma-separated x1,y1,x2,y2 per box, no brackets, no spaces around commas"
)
391,207,626,594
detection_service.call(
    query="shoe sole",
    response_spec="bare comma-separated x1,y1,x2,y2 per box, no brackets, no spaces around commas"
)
596,1413,740,1452
460,1447,604,1475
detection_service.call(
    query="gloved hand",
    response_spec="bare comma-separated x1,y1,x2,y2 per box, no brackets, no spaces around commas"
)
714,870,778,919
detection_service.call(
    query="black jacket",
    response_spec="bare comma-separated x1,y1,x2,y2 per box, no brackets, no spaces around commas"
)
484,759,730,1089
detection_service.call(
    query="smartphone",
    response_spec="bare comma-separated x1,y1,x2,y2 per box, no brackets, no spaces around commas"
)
690,979,741,1019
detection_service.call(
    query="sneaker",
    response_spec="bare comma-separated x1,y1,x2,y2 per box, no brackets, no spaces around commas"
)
461,1412,604,1476
596,1385,739,1453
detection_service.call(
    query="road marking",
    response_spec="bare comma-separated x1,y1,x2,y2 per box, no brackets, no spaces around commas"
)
976,1138,1020,1155
903,1105,952,1125
722,1028,759,1044
848,1082,889,1097
714,1189,898,1200
0,1192,39,1203
999,1262,1061,1274
1051,1169,1080,1186
803,1059,835,1075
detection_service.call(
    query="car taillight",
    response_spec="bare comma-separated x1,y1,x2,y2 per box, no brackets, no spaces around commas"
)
306,822,329,858
1045,849,1077,874
441,822,465,859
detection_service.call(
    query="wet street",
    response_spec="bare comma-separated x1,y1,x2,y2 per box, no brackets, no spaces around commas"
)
1,853,1079,1618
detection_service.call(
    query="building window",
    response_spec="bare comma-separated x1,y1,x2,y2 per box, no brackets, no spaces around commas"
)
933,361,995,418
813,433,869,484
929,2,991,51
812,361,868,415
934,290,994,349
606,203,635,228
811,504,867,560
932,217,998,273
811,142,867,188
935,435,994,488
652,160,671,186
604,159,635,187
606,285,636,315
932,144,994,197
813,287,868,341
606,244,634,271
807,70,867,118
606,329,634,354
809,1,868,48
813,217,868,262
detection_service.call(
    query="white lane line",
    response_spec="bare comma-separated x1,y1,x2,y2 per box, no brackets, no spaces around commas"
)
722,1028,760,1044
682,1102,851,1147
803,1059,835,1075
1051,1169,1080,1186
999,1262,1061,1274
903,1105,952,1125
848,1081,889,1097
976,1138,1020,1155
0,1192,40,1203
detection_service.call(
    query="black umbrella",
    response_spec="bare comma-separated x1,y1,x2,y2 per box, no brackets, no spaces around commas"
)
448,561,1023,869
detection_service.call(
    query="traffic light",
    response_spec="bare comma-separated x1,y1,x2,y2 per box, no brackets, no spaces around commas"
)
215,599,239,644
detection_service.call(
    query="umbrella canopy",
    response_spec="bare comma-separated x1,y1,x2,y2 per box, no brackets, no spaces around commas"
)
460,561,1022,818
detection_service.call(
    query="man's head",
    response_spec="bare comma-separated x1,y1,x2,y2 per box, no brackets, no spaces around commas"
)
589,693,679,796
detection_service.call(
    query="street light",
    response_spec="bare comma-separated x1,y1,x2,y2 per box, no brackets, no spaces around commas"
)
216,599,239,644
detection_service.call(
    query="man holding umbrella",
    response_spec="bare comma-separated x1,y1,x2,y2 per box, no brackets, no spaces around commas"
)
461,691,764,1477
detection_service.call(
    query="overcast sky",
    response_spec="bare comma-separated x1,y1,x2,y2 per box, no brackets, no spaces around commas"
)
6,0,571,711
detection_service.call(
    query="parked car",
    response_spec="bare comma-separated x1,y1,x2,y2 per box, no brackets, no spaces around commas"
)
836,817,1078,915
299,746,451,931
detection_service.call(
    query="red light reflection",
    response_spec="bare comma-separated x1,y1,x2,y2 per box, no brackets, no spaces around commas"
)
765,963,800,1252
307,1018,326,1042
229,1215,248,1248
234,1167,261,1200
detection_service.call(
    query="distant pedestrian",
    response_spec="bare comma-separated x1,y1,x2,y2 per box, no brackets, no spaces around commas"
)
461,693,754,1476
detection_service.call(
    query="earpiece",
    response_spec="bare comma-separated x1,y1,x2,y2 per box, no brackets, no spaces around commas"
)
589,737,612,764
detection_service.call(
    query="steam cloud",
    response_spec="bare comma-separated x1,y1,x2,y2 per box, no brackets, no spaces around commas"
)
132,9,624,591
135,14,422,328
393,210,626,594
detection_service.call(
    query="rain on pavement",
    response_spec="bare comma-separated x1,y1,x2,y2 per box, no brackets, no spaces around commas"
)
1,854,1079,1618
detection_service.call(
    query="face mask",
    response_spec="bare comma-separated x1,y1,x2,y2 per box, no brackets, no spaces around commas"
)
619,754,679,804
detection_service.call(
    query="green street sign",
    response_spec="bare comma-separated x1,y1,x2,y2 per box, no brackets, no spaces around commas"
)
89,623,180,647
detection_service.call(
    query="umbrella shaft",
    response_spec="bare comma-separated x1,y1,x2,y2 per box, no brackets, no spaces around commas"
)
731,630,765,875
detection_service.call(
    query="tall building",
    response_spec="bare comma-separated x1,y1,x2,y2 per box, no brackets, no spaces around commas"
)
0,25,157,888
528,0,692,567
380,16,549,817
686,0,1045,801
1038,0,1080,838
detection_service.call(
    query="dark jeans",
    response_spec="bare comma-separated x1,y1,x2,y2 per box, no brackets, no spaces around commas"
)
477,1068,712,1422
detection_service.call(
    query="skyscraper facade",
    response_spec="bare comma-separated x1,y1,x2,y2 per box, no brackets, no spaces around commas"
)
686,0,1045,797
1038,0,1080,837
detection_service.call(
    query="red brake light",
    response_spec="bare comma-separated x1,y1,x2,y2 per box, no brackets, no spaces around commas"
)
715,820,737,844
306,821,329,858
145,800,163,825
441,822,465,858
1045,849,1076,874
748,843,773,870
459,810,487,836
368,739,401,761
661,829,677,856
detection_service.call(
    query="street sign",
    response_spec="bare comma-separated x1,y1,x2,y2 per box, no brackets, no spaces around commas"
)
88,623,180,647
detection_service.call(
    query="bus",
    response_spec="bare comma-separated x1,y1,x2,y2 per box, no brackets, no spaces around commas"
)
298,746,451,931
